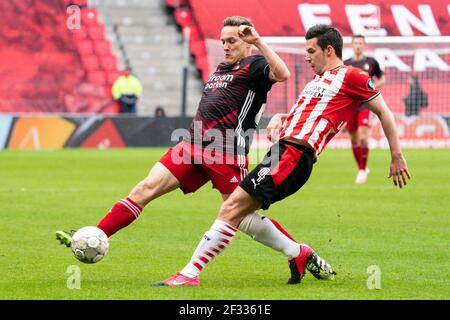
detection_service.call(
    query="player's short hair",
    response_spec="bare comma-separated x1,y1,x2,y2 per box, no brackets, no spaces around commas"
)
352,34,366,42
223,16,253,28
305,24,343,59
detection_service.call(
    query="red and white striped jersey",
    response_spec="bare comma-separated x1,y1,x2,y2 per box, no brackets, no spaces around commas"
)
279,65,380,155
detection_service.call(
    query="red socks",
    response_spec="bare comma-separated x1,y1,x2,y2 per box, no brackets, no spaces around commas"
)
268,218,297,242
360,146,369,170
97,197,142,237
352,145,369,170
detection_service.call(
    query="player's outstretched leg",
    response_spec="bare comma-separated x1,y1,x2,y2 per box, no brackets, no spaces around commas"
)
287,244,336,284
152,219,237,287
55,230,75,247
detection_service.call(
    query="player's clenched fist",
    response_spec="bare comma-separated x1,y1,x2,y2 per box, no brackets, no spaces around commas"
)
238,25,261,45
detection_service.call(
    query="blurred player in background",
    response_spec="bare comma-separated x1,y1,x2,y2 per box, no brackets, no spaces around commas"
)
57,16,322,285
156,24,409,287
344,35,385,184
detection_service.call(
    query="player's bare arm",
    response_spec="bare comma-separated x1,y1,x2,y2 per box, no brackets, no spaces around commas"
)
266,113,288,142
366,94,411,188
374,74,386,89
238,25,290,82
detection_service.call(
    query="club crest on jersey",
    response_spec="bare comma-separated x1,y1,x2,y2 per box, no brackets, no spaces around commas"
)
367,79,375,91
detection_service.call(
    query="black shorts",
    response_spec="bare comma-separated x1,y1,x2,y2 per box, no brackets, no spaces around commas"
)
239,140,314,210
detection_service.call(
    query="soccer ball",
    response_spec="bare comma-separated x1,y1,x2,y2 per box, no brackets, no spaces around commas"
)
71,226,109,264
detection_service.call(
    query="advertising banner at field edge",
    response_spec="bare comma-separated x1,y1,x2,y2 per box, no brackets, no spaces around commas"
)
0,114,448,150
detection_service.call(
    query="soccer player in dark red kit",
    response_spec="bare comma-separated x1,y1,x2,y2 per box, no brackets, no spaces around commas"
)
157,24,410,286
56,16,330,285
344,34,385,184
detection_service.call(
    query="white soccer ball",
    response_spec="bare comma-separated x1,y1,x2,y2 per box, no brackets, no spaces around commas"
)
71,226,109,264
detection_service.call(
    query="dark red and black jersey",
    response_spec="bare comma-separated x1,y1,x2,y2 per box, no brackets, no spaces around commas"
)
344,56,384,79
187,55,274,155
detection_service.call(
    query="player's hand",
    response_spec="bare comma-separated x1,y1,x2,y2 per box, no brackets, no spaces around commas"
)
388,153,411,188
238,25,261,45
267,113,286,142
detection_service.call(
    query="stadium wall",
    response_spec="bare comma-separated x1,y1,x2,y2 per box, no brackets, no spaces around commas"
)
0,114,448,150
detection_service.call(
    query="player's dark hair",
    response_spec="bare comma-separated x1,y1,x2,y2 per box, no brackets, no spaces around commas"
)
305,24,343,59
223,16,253,27
352,34,366,42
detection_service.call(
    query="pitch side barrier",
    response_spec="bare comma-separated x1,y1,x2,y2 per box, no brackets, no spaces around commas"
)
0,114,449,150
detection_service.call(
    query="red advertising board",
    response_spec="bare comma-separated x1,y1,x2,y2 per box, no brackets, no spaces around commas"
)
190,0,450,38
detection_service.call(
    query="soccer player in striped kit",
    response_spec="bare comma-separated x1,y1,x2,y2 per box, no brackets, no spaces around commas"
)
57,16,319,284
344,35,386,184
158,24,410,286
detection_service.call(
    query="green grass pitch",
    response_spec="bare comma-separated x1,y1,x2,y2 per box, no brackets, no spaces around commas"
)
0,148,448,300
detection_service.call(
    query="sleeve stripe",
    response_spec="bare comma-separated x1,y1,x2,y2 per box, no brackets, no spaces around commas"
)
361,91,381,103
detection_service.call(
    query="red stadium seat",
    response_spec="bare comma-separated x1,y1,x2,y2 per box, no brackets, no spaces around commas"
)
195,55,209,82
189,39,206,57
103,85,113,98
63,0,88,6
106,70,122,84
75,40,94,56
88,24,106,41
100,55,118,71
88,70,106,85
165,0,186,8
70,27,88,41
82,8,98,25
101,101,120,114
175,8,194,28
94,39,111,55
72,0,88,6
82,55,100,71
185,25,201,41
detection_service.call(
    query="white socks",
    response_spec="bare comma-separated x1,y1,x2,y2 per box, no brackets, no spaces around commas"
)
238,212,300,260
180,219,237,278
180,213,300,278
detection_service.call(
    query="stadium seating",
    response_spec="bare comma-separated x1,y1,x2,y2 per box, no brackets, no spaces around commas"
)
168,5,209,82
174,8,194,29
165,0,187,9
0,0,120,113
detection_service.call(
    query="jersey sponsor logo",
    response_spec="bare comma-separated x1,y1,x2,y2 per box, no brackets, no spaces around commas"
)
205,74,234,90
302,84,326,98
